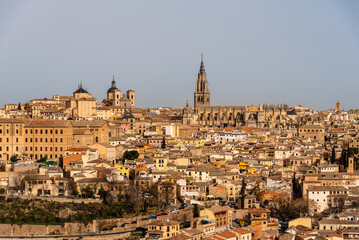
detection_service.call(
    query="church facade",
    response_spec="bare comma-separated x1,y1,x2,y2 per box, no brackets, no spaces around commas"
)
183,58,293,129
103,76,135,109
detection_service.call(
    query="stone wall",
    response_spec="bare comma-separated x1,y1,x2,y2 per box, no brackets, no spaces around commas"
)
5,195,102,204
0,205,195,236
0,222,93,236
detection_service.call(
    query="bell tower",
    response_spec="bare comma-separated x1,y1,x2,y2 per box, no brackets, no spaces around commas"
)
194,55,210,108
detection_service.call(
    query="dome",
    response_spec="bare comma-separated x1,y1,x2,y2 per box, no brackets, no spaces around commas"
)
107,86,118,94
107,77,119,94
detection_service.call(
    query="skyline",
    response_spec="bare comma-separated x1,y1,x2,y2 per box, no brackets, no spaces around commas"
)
1,1,359,110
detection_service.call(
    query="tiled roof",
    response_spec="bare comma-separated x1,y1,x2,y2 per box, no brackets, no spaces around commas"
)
66,148,89,152
25,120,70,127
71,120,107,127
216,231,237,239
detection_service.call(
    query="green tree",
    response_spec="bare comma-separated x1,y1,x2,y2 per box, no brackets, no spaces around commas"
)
123,150,139,160
18,102,21,110
98,187,109,204
193,204,199,218
330,147,336,164
58,156,64,169
240,177,246,209
161,136,166,149
72,189,80,197
38,155,47,163
10,155,18,163
83,186,95,198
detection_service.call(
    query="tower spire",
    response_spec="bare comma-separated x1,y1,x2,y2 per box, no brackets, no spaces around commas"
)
200,53,205,74
111,75,116,88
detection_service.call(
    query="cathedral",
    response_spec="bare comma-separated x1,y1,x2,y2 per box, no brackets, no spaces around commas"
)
182,57,293,129
103,76,135,109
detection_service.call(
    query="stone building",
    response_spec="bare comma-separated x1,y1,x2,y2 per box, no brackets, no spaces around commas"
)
0,119,109,161
23,174,70,197
104,76,135,109
65,84,97,120
183,57,292,129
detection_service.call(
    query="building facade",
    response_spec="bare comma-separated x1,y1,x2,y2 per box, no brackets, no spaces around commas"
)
183,57,292,129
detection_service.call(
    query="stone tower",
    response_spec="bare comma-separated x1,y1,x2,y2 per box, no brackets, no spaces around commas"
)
107,76,121,106
194,55,210,108
348,156,354,174
336,101,341,112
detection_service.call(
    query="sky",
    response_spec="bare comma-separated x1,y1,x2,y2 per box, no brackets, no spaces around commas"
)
1,1,359,110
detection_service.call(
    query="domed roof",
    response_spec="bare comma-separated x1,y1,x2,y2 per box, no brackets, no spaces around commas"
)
74,83,88,94
107,76,119,94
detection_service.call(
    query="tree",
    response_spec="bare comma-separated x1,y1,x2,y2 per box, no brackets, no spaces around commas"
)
58,156,64,169
98,187,109,204
161,136,166,149
330,147,336,164
123,150,139,160
18,102,21,110
82,186,95,198
240,178,246,209
269,194,316,221
292,173,302,199
193,204,199,218
10,155,18,163
38,155,47,163
339,149,348,168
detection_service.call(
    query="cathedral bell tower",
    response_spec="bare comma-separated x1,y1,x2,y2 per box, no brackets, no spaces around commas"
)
194,55,210,108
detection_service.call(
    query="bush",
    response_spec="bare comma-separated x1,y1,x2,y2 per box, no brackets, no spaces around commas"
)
10,155,18,163
123,150,139,160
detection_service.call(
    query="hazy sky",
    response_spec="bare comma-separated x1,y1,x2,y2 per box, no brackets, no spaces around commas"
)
1,1,359,110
